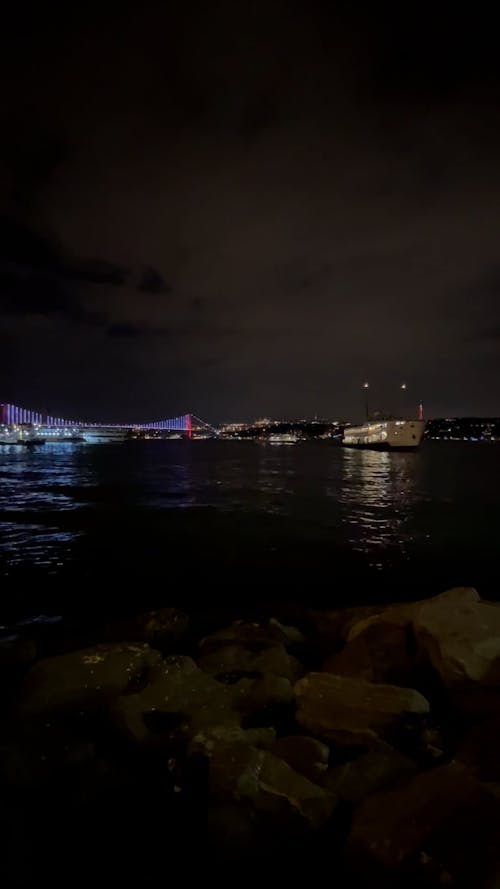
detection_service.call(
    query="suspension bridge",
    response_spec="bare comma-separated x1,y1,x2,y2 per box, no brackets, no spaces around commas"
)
0,403,213,437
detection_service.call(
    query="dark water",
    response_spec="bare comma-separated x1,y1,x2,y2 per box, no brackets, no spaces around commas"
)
1,439,499,620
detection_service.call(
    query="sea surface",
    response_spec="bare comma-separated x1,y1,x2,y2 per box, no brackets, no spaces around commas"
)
1,439,499,621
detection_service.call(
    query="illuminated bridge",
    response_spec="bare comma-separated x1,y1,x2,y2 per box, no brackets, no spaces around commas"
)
0,403,211,437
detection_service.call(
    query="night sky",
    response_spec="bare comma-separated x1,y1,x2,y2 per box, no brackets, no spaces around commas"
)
1,2,500,423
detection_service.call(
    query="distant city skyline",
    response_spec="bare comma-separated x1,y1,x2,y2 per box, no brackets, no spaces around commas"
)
2,396,500,429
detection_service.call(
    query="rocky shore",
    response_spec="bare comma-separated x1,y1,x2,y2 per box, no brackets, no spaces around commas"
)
2,587,500,886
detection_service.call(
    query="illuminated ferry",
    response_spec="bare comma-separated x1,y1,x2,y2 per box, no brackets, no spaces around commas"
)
268,433,300,445
342,418,425,450
257,432,301,445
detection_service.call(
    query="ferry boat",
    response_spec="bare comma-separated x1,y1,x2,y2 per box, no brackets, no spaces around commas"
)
79,427,129,443
0,426,46,446
342,418,426,450
266,433,300,445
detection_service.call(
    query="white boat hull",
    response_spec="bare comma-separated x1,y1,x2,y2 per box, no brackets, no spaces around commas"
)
342,419,426,450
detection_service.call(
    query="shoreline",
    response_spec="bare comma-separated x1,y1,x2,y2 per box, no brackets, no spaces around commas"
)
2,587,500,886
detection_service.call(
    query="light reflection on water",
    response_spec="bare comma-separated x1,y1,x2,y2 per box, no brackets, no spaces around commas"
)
0,439,500,586
339,449,418,566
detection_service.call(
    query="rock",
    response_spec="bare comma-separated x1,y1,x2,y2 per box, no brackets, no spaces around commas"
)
270,736,329,782
111,655,301,746
209,743,336,830
323,613,415,686
412,587,500,713
235,674,294,713
294,672,430,751
199,620,292,655
103,608,189,652
346,763,500,886
455,716,500,781
199,642,301,682
17,643,161,714
324,750,416,804
306,604,389,651
190,725,276,757
308,588,481,656
268,619,306,647
110,656,248,745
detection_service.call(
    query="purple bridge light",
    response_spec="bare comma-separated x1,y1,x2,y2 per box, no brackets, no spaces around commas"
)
0,404,194,437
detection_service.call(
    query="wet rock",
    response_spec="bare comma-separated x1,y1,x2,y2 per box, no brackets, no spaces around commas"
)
17,643,161,714
306,605,388,651
309,588,481,657
199,642,301,683
323,613,415,686
103,608,189,653
199,620,292,655
324,750,416,804
209,743,336,829
190,725,276,757
412,587,500,713
346,763,500,887
294,672,430,751
268,619,306,647
270,736,329,782
111,655,300,747
235,674,294,713
110,656,243,745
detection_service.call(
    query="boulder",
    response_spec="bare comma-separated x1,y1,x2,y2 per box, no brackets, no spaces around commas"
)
308,588,481,656
190,725,276,757
209,743,336,830
412,587,500,713
199,620,291,655
323,613,415,686
199,642,301,683
109,656,241,745
111,656,301,747
346,763,500,886
270,736,330,782
102,608,189,652
306,605,388,651
294,672,430,751
235,674,294,713
17,643,161,714
268,618,307,647
324,750,416,804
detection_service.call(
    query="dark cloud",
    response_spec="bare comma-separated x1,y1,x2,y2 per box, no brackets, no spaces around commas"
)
0,216,169,335
63,258,130,287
